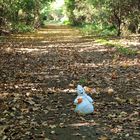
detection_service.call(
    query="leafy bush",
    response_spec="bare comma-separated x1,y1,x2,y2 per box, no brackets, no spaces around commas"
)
62,20,72,25
80,23,117,36
12,23,34,33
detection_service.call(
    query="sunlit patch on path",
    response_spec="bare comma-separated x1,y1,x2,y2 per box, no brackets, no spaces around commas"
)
0,25,139,140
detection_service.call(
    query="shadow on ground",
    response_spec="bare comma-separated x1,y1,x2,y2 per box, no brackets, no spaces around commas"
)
0,25,140,140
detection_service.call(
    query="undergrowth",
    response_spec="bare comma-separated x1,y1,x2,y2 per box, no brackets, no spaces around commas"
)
12,23,35,33
79,23,117,36
95,39,138,55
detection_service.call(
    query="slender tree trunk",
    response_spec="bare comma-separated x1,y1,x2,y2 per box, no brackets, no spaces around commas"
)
113,9,122,36
33,0,40,28
117,20,121,36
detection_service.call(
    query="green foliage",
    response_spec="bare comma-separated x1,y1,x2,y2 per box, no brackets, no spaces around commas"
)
117,47,137,55
40,0,65,25
65,0,75,11
0,0,55,33
95,39,110,44
101,26,117,36
63,20,71,25
64,0,77,25
79,78,86,85
1,0,139,35
12,23,34,33
64,0,140,36
95,39,138,55
80,23,117,36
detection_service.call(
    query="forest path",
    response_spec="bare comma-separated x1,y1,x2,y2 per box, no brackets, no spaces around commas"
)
0,25,140,140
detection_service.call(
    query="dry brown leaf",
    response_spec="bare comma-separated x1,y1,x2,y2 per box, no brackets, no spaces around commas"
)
107,88,114,96
98,136,109,140
84,86,96,94
111,71,117,79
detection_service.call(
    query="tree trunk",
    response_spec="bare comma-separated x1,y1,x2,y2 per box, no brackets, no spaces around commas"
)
117,20,121,36
33,0,40,28
113,9,122,36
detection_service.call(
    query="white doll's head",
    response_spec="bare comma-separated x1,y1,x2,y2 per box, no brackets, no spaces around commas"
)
77,85,86,96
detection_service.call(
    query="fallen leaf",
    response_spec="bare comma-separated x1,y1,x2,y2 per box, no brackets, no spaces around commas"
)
0,125,8,136
84,86,96,94
69,83,75,88
50,130,55,134
107,88,114,96
111,71,118,79
98,136,109,140
49,125,56,129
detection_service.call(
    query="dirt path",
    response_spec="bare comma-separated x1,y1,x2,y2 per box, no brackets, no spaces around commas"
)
0,25,140,140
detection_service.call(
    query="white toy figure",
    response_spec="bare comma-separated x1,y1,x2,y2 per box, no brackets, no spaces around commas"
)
74,85,94,114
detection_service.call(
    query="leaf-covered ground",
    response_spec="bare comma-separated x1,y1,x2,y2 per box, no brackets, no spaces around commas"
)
0,25,140,140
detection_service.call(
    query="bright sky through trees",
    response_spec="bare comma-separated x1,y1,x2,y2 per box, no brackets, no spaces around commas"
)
52,0,64,9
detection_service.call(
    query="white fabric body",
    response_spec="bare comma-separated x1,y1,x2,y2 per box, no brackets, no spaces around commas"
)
74,85,94,114
74,96,94,114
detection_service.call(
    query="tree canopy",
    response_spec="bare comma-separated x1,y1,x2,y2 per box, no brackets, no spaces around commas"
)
0,0,140,36
65,0,140,35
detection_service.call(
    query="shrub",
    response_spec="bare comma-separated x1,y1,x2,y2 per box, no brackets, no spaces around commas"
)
12,23,34,33
80,23,117,36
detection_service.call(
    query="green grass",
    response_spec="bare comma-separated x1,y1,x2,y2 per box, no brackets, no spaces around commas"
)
95,39,138,55
117,46,137,55
79,78,86,85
